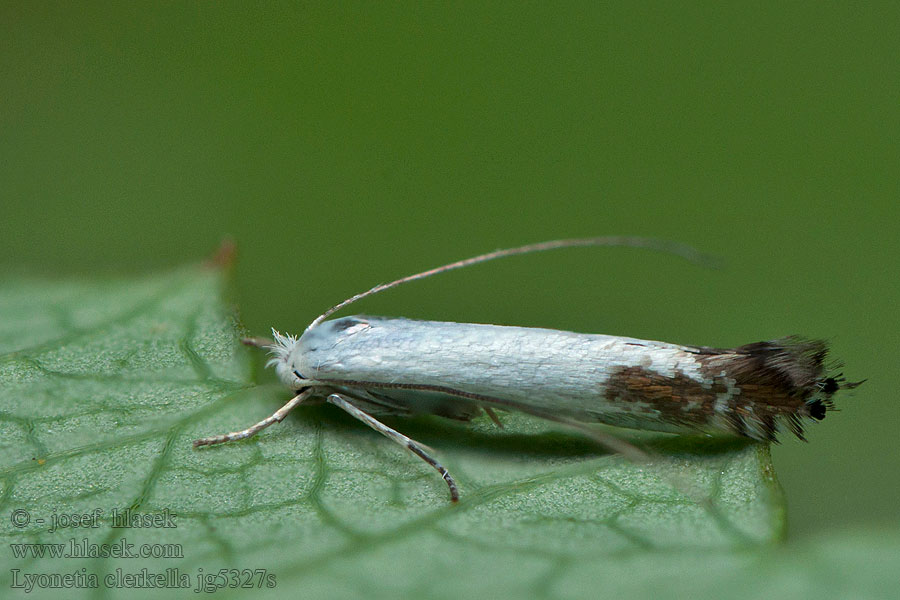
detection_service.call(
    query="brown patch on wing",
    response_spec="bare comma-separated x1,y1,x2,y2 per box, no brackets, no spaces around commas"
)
605,337,834,441
603,366,723,429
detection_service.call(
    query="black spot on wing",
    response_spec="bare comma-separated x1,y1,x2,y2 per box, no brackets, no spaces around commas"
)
330,317,367,332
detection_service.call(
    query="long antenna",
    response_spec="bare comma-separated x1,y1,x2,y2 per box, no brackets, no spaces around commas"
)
305,236,716,333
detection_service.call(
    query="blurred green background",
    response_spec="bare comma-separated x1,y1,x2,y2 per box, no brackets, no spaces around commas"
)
2,0,897,546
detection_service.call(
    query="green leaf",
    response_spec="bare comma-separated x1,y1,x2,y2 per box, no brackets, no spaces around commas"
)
7,262,893,600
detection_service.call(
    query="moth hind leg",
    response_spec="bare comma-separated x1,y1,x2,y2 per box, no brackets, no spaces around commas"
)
483,406,503,428
326,393,460,502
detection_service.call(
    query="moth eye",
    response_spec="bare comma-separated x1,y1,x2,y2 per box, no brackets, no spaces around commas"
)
808,399,827,421
822,377,839,394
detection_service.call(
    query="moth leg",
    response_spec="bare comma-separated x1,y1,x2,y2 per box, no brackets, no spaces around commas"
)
193,388,314,447
483,406,503,428
326,393,460,503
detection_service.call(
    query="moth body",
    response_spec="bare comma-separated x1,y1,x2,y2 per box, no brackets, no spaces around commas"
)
271,315,842,443
194,237,861,503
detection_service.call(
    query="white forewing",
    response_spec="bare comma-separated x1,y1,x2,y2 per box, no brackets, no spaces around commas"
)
281,315,711,432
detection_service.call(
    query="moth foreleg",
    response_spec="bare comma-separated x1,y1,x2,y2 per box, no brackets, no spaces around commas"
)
326,393,460,503
193,388,314,447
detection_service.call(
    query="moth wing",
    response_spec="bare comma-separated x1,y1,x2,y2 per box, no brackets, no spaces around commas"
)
345,384,648,462
344,387,485,421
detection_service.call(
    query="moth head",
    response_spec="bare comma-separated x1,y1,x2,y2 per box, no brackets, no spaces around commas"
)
266,329,305,389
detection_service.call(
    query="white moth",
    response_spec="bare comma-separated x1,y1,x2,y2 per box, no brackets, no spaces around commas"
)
194,237,860,502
